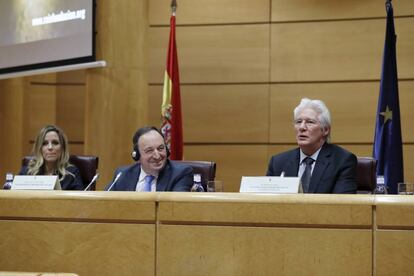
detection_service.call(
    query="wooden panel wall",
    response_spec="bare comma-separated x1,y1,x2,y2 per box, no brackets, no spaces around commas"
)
0,1,150,189
149,0,270,25
1,0,414,191
84,0,150,188
25,72,86,156
148,0,414,192
0,78,26,180
0,72,85,180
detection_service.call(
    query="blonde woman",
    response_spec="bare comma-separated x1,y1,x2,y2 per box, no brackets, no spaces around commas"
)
19,125,83,190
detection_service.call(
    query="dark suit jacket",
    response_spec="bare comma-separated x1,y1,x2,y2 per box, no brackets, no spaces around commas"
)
19,165,84,190
266,143,357,194
106,160,193,191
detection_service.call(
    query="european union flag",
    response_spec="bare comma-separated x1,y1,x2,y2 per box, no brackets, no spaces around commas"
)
373,0,404,194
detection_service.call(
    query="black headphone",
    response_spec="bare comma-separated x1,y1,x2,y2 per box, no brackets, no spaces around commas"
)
131,126,170,161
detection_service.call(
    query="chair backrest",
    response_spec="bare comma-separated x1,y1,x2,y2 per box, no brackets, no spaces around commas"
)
69,155,99,190
174,160,216,192
356,157,377,194
22,155,99,190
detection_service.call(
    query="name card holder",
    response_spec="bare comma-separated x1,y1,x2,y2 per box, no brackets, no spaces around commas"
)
11,175,61,190
240,176,300,193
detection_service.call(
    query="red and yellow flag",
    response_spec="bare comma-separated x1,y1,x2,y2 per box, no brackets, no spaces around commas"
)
161,6,183,160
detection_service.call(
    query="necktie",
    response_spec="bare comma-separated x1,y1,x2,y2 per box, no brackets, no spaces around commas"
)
301,157,314,193
143,175,154,192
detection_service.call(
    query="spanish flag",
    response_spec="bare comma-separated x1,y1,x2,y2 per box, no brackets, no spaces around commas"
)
161,1,183,160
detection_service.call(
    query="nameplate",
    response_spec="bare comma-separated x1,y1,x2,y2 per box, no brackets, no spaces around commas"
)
11,175,61,190
240,176,300,193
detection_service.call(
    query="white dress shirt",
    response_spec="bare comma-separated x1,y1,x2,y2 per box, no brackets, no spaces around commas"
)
136,169,157,192
298,147,322,178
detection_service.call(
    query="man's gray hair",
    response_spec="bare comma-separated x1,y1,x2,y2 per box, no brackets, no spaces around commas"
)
294,98,331,141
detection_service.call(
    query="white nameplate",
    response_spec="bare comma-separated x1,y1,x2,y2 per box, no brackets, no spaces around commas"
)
11,175,61,190
240,176,300,193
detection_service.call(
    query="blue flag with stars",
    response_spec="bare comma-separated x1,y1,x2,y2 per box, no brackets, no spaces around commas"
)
373,0,404,194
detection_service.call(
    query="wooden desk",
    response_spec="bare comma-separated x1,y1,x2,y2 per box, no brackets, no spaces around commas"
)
0,191,413,275
0,191,157,276
157,193,373,275
0,273,77,276
375,195,414,276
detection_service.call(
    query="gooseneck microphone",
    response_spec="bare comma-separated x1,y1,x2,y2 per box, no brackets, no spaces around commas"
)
106,172,122,191
84,173,99,191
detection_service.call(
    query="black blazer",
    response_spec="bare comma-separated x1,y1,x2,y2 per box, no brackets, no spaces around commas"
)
266,143,357,194
19,165,84,190
106,160,193,191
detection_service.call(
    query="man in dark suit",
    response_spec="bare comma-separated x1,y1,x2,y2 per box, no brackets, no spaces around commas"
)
267,98,357,194
106,126,193,191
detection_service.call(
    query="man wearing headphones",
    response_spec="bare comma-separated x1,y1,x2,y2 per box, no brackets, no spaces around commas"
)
106,126,194,191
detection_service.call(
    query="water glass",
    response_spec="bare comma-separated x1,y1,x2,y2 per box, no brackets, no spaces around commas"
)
207,181,223,192
398,183,414,195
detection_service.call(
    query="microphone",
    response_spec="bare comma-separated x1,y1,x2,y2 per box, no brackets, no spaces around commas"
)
83,173,99,191
106,172,122,191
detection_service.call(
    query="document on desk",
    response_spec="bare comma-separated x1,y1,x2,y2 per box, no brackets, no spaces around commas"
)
11,175,61,190
240,176,300,193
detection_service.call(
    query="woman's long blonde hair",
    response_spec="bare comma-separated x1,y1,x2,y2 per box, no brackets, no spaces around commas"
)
27,125,73,180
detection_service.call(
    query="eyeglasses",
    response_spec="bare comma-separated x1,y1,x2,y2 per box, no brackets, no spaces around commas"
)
293,119,319,128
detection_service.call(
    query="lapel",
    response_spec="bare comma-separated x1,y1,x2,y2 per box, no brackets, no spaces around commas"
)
285,149,300,176
124,163,141,191
308,143,331,193
156,161,171,191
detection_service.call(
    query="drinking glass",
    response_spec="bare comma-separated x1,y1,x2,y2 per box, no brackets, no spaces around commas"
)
398,183,414,195
207,181,223,192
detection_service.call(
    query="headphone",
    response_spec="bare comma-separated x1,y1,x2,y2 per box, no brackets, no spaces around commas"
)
131,126,170,161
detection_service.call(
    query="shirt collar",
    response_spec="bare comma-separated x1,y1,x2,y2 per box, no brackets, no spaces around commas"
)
139,168,158,182
300,146,322,164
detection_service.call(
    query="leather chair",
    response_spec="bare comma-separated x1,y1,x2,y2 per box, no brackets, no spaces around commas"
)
356,157,377,194
22,155,99,190
175,160,216,192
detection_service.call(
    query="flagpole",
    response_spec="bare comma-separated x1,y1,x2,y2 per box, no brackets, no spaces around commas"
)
171,0,177,16
161,0,183,160
385,0,391,12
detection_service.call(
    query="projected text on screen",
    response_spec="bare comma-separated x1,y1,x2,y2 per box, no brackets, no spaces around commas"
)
0,0,95,74
32,9,86,26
